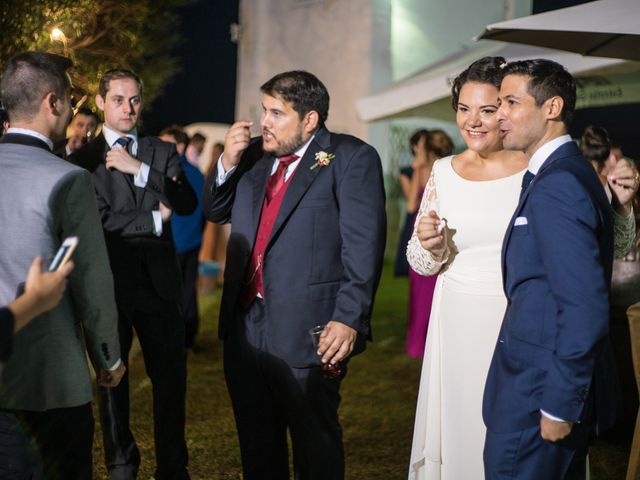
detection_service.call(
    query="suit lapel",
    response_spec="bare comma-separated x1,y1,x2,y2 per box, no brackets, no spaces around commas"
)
500,140,578,291
267,128,331,247
250,153,274,238
135,137,154,208
501,202,524,294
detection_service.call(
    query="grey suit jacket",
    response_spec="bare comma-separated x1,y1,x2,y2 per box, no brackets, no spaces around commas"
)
0,133,120,411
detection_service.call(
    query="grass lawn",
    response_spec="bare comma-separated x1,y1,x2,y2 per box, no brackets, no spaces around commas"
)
91,262,630,479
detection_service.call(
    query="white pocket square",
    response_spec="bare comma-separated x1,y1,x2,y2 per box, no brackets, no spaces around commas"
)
514,217,528,226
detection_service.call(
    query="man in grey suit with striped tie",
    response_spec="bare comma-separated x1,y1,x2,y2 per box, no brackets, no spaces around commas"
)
0,51,124,480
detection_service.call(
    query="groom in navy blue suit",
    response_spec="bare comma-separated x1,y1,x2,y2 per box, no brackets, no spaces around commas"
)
483,60,616,479
203,71,386,480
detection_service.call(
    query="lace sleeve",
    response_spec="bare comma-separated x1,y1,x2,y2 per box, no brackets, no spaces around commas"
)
406,166,449,275
613,208,636,258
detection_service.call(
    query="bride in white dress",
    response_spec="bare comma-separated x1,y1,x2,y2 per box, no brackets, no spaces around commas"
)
406,57,637,480
406,56,526,480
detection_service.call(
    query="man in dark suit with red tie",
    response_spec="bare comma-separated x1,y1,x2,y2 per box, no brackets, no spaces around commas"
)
71,69,197,480
203,70,386,480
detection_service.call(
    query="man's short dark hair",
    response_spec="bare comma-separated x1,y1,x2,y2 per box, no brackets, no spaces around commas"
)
0,51,73,122
260,71,329,126
159,125,189,146
189,132,206,146
74,106,99,122
502,59,576,126
99,69,143,99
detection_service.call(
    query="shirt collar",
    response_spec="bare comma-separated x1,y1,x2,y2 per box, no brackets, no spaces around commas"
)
272,134,315,174
292,134,314,160
102,124,138,149
6,128,54,151
528,134,572,175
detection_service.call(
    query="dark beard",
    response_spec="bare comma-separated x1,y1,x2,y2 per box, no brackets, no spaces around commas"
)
264,127,306,157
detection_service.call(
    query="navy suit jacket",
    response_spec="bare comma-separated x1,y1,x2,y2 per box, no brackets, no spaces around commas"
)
483,141,617,434
203,127,386,367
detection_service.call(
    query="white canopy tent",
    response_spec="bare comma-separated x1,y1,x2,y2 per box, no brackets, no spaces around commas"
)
479,0,640,61
356,42,629,123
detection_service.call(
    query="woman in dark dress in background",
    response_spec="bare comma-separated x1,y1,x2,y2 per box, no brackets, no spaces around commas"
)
395,129,429,277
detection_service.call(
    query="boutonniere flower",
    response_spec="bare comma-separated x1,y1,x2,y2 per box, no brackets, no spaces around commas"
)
310,151,335,170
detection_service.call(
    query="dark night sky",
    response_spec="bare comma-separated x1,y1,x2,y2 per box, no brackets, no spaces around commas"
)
142,0,239,135
532,0,594,13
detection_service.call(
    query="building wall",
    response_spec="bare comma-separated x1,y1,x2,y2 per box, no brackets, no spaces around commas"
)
236,0,388,141
234,0,535,259
234,0,533,162
391,0,532,81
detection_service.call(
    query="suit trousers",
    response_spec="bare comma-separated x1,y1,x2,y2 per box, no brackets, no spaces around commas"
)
98,273,189,480
177,248,200,348
224,299,346,480
0,403,93,480
484,382,595,480
484,416,592,480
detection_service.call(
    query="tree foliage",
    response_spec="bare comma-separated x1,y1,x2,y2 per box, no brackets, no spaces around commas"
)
0,0,194,107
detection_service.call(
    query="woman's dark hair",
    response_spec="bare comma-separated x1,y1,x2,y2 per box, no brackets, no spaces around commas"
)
580,125,611,171
426,129,454,159
409,129,429,153
451,56,506,111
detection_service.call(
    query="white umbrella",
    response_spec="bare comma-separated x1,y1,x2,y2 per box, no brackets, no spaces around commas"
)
479,0,640,61
356,42,626,122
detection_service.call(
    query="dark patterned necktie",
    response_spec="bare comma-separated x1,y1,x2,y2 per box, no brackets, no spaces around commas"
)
520,170,535,200
265,154,299,203
113,136,131,152
110,137,133,178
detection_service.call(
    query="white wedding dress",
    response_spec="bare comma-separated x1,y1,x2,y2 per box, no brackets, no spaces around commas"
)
407,156,523,480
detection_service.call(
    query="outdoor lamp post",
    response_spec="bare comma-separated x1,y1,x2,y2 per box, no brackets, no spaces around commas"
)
50,27,68,55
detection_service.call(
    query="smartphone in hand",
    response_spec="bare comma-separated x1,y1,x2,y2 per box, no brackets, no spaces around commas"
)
49,236,78,271
15,237,78,297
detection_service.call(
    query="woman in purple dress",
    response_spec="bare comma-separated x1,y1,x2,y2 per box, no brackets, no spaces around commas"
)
406,130,453,358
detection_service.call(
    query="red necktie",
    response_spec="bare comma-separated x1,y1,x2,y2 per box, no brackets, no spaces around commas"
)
265,154,299,203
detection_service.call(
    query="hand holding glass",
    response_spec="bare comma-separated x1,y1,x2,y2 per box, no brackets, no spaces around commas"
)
309,325,343,379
